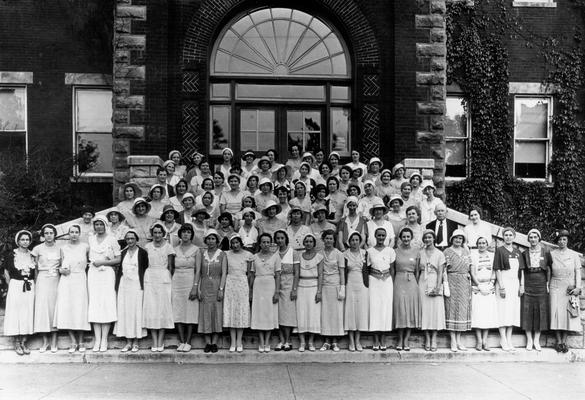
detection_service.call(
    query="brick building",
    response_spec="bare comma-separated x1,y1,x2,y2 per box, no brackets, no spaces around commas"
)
0,0,581,208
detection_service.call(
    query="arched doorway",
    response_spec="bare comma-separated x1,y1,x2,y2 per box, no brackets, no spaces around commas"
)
207,7,352,158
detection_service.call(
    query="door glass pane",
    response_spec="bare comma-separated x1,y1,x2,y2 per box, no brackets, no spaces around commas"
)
515,97,549,139
286,110,321,153
210,106,231,153
240,109,275,152
331,86,350,102
211,83,231,100
331,107,350,155
236,84,325,101
0,87,26,131
445,97,467,138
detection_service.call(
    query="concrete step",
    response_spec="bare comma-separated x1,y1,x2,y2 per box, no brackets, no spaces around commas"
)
0,347,583,364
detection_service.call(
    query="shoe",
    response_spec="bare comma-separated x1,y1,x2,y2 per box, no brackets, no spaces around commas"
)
237,345,243,353
15,343,24,356
211,344,218,353
69,345,78,354
534,343,542,352
92,345,100,352
372,345,379,351
131,345,139,352
424,345,431,352
39,344,48,353
483,343,491,352
151,346,158,352
450,346,458,353
395,345,403,351
177,343,185,352
457,345,468,352
229,346,236,352
320,343,331,351
275,342,283,351
258,345,265,353
51,346,58,353
99,345,107,353
356,343,363,352
283,343,292,352
22,344,30,355
204,344,211,353
431,346,437,352
299,343,306,352
264,345,271,353
332,343,340,352
183,344,191,352
308,344,316,352
562,343,569,353
348,343,356,352
404,346,411,352
158,346,165,352
121,344,131,353
380,345,387,351
476,343,482,352
78,345,86,353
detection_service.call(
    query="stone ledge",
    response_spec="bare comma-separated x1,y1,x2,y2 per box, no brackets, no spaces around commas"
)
116,5,147,20
417,101,446,115
64,73,112,86
113,126,145,139
403,158,436,169
416,43,446,57
417,130,444,144
127,155,164,167
0,71,33,84
415,14,446,29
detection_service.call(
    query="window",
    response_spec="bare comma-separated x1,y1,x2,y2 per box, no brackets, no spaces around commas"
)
0,86,27,158
513,96,552,179
445,96,470,178
74,88,113,176
209,7,352,157
512,1,557,8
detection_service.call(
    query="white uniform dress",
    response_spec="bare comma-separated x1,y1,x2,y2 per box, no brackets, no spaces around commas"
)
32,243,61,333
88,235,120,323
471,251,498,329
367,246,395,331
172,244,199,324
143,242,175,329
114,249,147,339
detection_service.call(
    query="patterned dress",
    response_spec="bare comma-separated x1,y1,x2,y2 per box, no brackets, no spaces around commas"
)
198,249,225,334
344,249,369,331
443,247,472,331
550,249,582,332
320,248,345,336
278,247,299,327
393,246,421,329
223,250,252,328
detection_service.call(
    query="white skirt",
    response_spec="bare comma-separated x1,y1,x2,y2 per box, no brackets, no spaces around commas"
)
496,269,520,327
296,285,321,333
34,272,59,333
87,267,117,323
4,280,35,336
54,271,91,331
114,277,147,338
471,283,498,329
369,276,393,331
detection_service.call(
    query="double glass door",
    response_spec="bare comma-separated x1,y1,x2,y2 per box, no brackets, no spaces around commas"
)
237,106,323,156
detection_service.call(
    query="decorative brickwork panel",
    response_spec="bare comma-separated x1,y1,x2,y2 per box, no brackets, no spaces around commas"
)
182,102,200,155
361,104,380,158
182,71,200,94
363,74,380,97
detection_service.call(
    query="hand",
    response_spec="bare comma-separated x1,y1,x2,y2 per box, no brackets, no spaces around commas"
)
519,285,525,297
188,287,198,301
337,285,346,301
197,288,203,302
217,289,224,302
93,260,103,267
546,283,550,294
272,293,279,304
290,289,297,301
569,288,582,296
315,291,322,303
59,268,71,276
472,286,480,295
499,287,506,299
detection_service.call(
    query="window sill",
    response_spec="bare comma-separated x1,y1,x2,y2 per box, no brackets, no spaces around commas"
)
513,177,554,187
445,177,467,187
512,1,557,8
70,175,113,184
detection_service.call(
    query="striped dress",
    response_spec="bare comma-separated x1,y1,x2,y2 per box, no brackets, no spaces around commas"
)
443,247,472,331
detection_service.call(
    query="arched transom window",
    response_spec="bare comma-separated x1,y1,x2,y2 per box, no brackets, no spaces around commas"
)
208,8,352,158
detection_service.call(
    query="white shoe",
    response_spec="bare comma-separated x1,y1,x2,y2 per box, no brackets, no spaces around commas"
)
183,344,191,352
264,345,270,353
229,346,236,352
258,346,264,353
177,343,185,352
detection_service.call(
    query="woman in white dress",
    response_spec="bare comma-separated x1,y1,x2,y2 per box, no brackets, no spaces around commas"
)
88,215,121,352
117,182,142,220
493,227,522,351
419,183,444,227
143,223,175,352
470,237,498,351
366,200,395,249
463,208,494,252
32,224,61,352
344,231,369,351
54,224,91,353
367,227,396,350
114,230,148,352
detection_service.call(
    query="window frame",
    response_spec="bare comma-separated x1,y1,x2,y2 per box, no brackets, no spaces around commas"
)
72,86,114,178
512,95,553,182
0,84,28,158
444,94,471,180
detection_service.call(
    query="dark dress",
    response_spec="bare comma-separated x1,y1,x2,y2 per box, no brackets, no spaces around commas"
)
443,247,472,331
198,249,225,334
520,247,551,331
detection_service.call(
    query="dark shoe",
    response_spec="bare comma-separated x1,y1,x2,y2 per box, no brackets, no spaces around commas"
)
22,343,31,355
211,344,218,353
204,344,211,353
554,343,563,353
561,343,569,353
15,343,24,356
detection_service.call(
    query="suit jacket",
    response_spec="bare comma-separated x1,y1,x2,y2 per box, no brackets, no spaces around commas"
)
426,218,458,248
115,246,149,291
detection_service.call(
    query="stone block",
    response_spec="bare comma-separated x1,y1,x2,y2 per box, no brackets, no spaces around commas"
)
114,80,131,96
432,147,445,160
115,65,146,80
132,177,157,188
430,28,446,43
430,85,446,101
422,169,435,178
406,168,422,178
114,110,129,124
115,19,131,33
416,0,431,13
128,155,164,167
113,125,144,139
416,130,443,144
403,158,436,169
116,5,147,20
114,156,128,169
431,57,446,71
114,171,130,184
116,34,146,50
430,0,447,14
0,71,33,84
64,73,112,86
113,139,129,154
416,72,445,86
431,116,445,130
415,15,445,29
129,166,150,178
417,101,445,115
115,95,144,109
416,43,446,57
115,50,130,64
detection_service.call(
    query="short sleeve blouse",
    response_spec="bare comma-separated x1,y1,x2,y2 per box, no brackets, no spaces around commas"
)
252,252,282,277
31,243,61,274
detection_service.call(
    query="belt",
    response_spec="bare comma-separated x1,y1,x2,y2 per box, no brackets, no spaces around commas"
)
299,276,317,280
468,246,478,249
396,271,415,281
370,269,391,279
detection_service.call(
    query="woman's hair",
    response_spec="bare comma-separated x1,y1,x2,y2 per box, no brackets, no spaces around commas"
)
241,196,257,208
265,149,278,159
321,229,336,241
319,161,332,174
399,227,413,239
273,230,289,245
214,171,225,181
218,212,234,227
258,232,273,244
405,205,421,224
177,224,194,240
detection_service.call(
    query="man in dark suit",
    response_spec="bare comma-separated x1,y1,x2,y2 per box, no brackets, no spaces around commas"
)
426,203,458,250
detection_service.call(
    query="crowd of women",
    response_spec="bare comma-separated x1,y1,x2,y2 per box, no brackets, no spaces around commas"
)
3,147,582,355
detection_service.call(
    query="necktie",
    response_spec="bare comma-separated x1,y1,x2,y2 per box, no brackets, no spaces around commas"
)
437,221,444,245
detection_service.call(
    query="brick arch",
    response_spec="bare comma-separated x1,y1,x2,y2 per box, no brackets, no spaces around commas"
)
182,0,380,68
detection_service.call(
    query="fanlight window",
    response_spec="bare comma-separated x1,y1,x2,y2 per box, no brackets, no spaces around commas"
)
212,8,350,77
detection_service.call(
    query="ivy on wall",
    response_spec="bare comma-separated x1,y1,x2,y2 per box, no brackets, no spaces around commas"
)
446,0,585,250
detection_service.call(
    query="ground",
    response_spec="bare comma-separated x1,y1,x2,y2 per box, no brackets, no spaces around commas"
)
1,362,584,400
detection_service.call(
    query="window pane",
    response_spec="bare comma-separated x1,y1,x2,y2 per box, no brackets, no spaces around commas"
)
211,83,230,100
286,110,321,153
515,97,549,139
239,109,275,152
76,89,112,132
331,86,350,102
0,87,26,131
445,96,467,138
236,84,325,101
446,140,467,178
0,132,25,158
210,106,231,152
515,142,546,163
331,107,350,154
76,133,113,173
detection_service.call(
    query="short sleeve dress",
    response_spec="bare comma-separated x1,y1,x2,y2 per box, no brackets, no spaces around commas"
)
418,248,446,330
443,247,472,331
32,242,61,333
550,248,582,332
198,249,226,334
172,244,199,324
53,243,91,331
320,248,345,336
296,252,324,334
344,249,369,331
493,246,522,327
367,246,396,331
143,242,175,329
287,224,313,251
88,234,121,323
251,252,281,330
3,249,36,336
223,250,253,328
278,246,299,327
393,245,421,329
471,251,498,329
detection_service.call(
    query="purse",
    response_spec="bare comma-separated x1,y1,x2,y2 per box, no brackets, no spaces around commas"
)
568,295,579,318
362,251,369,288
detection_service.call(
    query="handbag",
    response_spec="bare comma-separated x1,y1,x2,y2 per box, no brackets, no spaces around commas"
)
362,251,369,288
568,295,579,318
442,270,450,298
